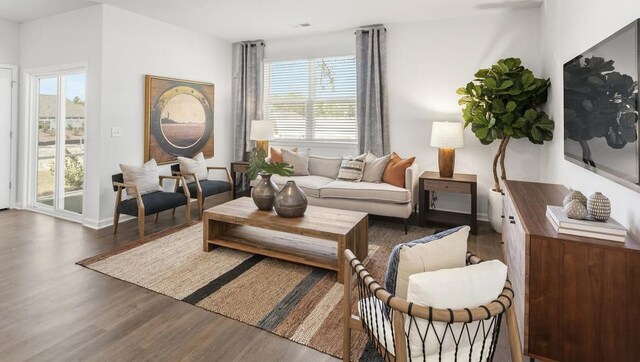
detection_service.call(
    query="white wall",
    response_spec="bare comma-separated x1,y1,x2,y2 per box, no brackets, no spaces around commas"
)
0,19,20,65
98,5,232,225
19,5,104,225
540,0,640,238
266,9,542,217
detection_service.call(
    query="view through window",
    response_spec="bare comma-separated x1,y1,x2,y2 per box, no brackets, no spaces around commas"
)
264,56,357,142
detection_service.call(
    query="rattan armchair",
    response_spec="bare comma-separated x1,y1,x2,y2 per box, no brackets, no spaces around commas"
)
170,164,233,219
343,249,520,362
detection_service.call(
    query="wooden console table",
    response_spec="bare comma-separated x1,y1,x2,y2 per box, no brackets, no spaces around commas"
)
418,171,477,234
203,197,369,283
503,180,640,361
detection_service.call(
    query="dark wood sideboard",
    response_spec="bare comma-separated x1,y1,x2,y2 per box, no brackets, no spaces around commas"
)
503,180,640,362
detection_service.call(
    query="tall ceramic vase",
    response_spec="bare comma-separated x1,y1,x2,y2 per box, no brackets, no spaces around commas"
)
251,173,278,210
487,188,503,233
274,181,307,218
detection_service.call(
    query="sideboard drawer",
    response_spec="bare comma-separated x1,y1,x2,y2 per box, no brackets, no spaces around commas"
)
424,180,471,194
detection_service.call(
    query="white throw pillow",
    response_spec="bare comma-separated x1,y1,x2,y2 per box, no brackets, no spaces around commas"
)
385,226,469,300
405,260,507,360
308,155,342,179
119,159,162,198
336,153,367,182
282,148,310,176
362,153,391,183
177,152,208,182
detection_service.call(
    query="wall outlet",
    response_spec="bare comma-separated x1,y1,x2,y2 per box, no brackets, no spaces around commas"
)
111,127,122,138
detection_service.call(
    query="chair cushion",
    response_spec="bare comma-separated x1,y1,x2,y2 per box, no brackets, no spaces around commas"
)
405,260,507,359
117,191,188,216
177,179,232,198
119,159,162,198
270,175,333,198
177,152,208,182
320,180,411,204
308,155,342,179
385,226,469,300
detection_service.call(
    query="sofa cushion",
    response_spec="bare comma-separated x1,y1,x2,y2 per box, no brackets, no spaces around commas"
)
308,155,342,179
321,180,411,204
362,153,391,183
177,152,208,182
269,147,297,163
119,159,162,198
382,152,415,188
117,191,188,216
337,153,366,182
270,175,333,198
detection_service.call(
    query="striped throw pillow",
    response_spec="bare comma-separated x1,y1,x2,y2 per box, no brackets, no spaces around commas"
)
336,154,367,182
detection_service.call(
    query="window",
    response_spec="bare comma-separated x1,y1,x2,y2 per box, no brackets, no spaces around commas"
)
264,56,357,142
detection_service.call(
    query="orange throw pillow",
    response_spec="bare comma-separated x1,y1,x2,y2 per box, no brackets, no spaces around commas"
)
270,147,298,163
382,152,415,188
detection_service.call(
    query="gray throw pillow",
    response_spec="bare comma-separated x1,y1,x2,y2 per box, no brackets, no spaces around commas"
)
362,153,391,183
119,159,163,198
282,148,310,176
336,153,366,182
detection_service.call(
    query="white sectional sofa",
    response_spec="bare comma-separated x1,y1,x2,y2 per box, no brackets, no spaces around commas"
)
255,155,419,232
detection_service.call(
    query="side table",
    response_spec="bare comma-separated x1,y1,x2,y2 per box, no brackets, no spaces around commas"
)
230,161,250,199
418,171,478,234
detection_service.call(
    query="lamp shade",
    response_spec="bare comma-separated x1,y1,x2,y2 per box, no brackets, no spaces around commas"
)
250,120,275,141
430,121,464,149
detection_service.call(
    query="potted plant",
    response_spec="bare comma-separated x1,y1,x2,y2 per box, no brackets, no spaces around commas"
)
246,148,293,210
457,58,554,232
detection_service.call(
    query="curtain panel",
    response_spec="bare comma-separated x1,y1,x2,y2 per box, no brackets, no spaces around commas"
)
232,40,265,161
356,26,389,156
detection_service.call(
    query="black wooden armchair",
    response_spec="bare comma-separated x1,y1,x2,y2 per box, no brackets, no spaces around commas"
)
170,164,233,219
112,173,191,241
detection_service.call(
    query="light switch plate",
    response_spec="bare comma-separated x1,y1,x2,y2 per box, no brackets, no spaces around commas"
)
111,127,122,138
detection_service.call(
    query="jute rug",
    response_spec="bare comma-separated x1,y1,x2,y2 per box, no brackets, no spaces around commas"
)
78,221,509,361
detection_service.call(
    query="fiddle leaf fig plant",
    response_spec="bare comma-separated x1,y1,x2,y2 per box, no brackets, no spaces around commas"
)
457,57,554,192
246,147,294,180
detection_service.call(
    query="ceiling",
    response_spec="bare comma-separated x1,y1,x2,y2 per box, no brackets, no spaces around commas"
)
0,0,542,42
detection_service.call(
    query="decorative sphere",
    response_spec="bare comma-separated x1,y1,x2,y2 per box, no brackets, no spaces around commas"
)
563,200,588,220
563,190,587,207
587,192,611,221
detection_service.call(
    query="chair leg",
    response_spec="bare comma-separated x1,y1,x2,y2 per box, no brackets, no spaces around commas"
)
185,200,191,225
404,218,408,235
198,196,204,220
172,208,176,216
113,212,120,234
138,215,145,241
155,212,159,222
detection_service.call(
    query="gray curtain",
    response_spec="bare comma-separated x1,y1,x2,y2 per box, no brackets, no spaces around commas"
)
356,26,389,156
232,40,265,161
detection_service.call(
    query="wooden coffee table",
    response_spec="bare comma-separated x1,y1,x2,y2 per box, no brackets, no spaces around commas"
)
202,197,368,283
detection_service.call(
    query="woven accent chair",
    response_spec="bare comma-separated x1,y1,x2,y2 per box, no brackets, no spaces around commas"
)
170,164,233,219
343,249,520,362
112,173,190,241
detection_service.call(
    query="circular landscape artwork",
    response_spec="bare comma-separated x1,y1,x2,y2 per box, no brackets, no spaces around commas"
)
145,76,215,164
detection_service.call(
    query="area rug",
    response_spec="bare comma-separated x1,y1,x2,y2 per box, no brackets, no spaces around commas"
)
78,221,510,361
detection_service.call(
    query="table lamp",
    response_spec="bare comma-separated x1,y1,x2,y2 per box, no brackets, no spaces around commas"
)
430,121,464,177
250,120,274,154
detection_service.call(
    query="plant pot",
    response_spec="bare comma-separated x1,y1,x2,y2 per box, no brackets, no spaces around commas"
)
487,188,503,233
251,173,279,210
274,181,307,218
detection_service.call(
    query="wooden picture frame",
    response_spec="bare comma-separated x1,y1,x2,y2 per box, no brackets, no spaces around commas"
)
144,75,215,164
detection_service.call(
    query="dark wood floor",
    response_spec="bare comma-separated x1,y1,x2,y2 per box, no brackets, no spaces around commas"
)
0,203,503,361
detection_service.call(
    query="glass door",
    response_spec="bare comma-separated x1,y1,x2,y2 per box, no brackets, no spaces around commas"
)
34,71,86,217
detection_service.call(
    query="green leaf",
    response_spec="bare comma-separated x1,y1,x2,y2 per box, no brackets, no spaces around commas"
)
524,108,538,121
522,72,534,87
504,125,514,136
475,127,489,139
456,87,467,95
506,101,517,113
530,126,542,141
484,78,497,89
474,68,490,79
498,80,514,89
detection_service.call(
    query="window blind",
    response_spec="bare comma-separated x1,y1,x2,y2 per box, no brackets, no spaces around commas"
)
264,56,357,142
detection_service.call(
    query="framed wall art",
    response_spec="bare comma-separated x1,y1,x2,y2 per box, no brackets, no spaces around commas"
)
145,75,215,164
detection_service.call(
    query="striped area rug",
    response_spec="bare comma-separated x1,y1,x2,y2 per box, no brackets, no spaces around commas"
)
78,221,432,360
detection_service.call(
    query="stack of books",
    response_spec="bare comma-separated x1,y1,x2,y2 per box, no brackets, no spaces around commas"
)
546,205,627,242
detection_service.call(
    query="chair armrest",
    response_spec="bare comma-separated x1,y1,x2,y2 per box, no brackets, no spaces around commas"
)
405,162,419,207
113,181,144,213
206,166,233,184
159,175,191,199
